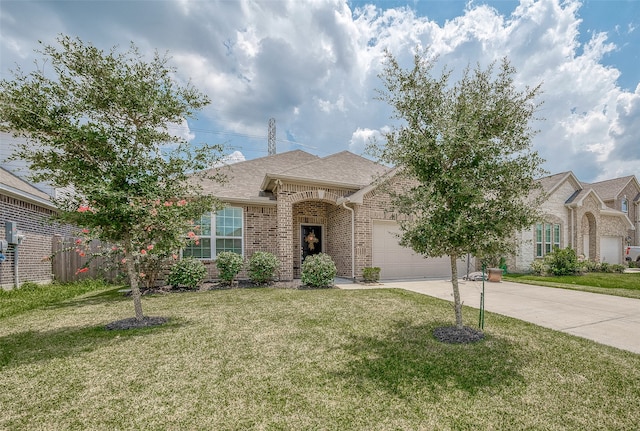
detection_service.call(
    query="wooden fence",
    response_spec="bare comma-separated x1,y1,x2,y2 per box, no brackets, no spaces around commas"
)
51,235,121,283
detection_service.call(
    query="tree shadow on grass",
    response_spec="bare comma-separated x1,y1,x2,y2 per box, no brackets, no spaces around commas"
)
44,286,132,311
334,320,524,399
0,318,184,370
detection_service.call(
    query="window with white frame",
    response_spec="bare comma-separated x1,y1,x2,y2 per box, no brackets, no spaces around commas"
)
183,207,243,259
535,222,561,257
622,198,628,213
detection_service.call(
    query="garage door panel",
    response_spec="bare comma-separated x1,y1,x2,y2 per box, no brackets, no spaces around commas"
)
372,221,471,280
600,236,621,264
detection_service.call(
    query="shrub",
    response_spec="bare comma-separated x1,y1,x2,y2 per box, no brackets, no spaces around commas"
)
216,251,244,284
610,264,626,273
301,253,337,288
247,252,279,285
580,259,600,273
362,267,381,283
546,247,580,276
168,258,208,289
530,259,548,276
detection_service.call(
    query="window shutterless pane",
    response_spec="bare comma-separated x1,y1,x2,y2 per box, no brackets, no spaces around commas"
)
216,238,242,255
545,224,551,243
536,244,543,257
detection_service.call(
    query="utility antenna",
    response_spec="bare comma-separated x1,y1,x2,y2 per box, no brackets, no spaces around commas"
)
268,118,276,155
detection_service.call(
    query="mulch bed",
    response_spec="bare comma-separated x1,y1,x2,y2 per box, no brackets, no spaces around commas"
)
433,326,485,344
105,316,169,330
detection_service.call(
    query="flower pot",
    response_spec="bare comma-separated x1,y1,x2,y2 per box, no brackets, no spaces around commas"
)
487,267,503,282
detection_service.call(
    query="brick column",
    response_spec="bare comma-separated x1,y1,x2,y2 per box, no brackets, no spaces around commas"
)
277,198,294,280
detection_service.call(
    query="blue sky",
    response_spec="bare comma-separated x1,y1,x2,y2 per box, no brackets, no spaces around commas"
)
1,0,639,182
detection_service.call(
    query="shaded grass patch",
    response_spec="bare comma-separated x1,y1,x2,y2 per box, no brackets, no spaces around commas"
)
1,286,639,430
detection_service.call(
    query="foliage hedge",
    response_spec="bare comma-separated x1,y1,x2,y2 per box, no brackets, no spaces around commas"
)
301,253,336,288
247,252,279,285
216,252,244,284
168,258,208,289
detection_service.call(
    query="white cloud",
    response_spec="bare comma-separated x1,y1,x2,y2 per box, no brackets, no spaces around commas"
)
1,0,638,181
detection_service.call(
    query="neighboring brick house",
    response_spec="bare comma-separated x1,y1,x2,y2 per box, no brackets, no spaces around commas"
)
194,150,472,281
512,171,638,272
0,167,73,288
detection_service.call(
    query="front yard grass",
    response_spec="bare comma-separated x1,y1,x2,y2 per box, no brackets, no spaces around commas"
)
505,272,640,299
2,283,639,430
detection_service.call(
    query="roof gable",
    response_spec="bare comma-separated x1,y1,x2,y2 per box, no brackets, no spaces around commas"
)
197,150,319,202
537,171,582,196
586,175,640,201
266,151,389,189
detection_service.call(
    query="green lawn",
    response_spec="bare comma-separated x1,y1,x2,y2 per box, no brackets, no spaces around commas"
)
505,272,640,299
2,283,639,430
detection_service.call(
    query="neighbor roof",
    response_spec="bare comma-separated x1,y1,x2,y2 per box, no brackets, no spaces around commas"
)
586,176,639,202
0,167,55,208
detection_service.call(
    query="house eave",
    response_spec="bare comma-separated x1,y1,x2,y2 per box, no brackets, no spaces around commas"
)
260,173,363,192
0,184,57,210
216,196,278,207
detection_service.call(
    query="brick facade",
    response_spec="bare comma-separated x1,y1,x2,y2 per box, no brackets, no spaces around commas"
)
1,193,73,289
512,174,638,272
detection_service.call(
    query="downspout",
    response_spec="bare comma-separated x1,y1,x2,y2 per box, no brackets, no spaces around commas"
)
341,200,355,281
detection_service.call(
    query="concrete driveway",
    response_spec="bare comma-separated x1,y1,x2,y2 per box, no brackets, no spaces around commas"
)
337,278,640,355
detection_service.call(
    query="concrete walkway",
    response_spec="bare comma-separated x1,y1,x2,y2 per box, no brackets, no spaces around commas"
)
336,278,640,355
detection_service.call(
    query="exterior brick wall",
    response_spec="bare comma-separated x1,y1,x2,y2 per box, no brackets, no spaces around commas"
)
610,181,640,246
1,193,73,289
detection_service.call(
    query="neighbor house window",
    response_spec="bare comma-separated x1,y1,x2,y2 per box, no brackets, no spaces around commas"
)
622,198,628,213
183,207,243,258
535,222,561,258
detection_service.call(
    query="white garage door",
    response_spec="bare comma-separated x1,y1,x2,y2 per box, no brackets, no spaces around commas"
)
600,236,622,264
372,220,472,280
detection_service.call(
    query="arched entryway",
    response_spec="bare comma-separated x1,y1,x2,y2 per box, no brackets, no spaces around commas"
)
277,189,353,280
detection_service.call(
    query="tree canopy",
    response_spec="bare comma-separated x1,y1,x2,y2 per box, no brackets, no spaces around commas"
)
372,50,546,328
0,35,223,321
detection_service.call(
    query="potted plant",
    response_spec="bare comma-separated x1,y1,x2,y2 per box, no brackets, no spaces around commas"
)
483,256,505,282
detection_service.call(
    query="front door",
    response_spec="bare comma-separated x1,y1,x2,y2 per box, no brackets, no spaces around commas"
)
301,225,323,262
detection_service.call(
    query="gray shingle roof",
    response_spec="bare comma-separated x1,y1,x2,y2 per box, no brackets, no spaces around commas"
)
584,176,637,201
196,150,391,203
196,150,320,202
0,166,54,207
272,151,390,188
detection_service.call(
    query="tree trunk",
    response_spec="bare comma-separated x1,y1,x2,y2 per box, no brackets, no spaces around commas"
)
450,254,463,329
124,240,144,321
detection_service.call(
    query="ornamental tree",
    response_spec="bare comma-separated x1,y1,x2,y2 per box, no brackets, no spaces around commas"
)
371,50,546,329
0,35,223,322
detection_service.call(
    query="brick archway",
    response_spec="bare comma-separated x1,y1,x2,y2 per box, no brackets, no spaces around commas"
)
276,189,345,280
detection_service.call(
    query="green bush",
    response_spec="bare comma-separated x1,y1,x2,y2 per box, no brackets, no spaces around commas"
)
580,259,600,273
216,251,244,284
247,252,279,285
362,267,381,283
547,247,580,276
610,264,626,273
168,258,208,289
301,253,337,288
529,259,547,275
